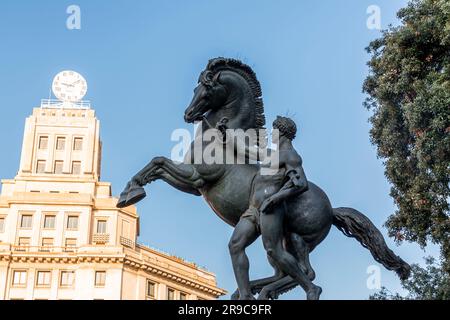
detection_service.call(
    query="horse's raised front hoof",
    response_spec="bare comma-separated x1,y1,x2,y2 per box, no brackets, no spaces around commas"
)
116,182,132,208
116,192,128,208
124,185,147,206
306,285,322,300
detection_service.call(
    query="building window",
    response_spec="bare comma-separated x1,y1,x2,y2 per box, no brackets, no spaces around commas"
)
20,214,33,228
121,220,130,239
54,160,64,174
12,270,27,287
95,271,106,287
36,271,51,287
38,136,48,150
64,238,77,251
0,217,4,233
17,237,30,251
60,271,75,287
167,288,175,300
146,280,156,299
56,137,66,150
66,215,78,230
96,220,107,234
72,161,81,175
73,138,83,151
180,292,188,300
41,238,53,251
36,160,46,174
43,215,56,229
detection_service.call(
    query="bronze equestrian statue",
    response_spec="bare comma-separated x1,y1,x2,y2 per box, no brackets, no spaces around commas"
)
117,57,411,300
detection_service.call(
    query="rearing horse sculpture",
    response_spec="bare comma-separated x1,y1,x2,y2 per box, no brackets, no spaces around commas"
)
117,57,410,300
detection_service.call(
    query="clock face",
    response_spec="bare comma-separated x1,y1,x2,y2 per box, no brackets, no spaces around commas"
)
52,70,87,102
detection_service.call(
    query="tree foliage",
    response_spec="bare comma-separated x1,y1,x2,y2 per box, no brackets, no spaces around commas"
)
363,0,450,273
370,257,450,300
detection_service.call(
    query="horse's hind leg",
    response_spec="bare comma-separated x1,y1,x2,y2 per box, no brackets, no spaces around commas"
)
231,254,285,299
257,234,315,300
260,207,322,300
251,255,285,293
287,233,316,281
258,276,297,300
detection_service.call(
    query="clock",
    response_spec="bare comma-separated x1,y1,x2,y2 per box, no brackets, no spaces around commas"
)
52,70,87,102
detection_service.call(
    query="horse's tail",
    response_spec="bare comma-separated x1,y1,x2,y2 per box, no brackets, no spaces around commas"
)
332,207,411,280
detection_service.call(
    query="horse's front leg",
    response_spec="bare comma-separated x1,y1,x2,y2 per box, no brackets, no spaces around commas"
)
154,168,202,196
117,157,204,208
143,157,206,189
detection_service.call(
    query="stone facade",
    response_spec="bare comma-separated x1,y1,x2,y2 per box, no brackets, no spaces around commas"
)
0,106,226,300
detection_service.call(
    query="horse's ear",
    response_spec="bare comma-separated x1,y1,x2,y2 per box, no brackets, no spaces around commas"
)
212,72,222,84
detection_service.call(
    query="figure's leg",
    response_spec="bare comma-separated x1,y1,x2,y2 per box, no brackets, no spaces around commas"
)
287,233,316,281
257,234,316,300
228,218,259,300
260,208,322,300
251,255,285,295
231,254,285,299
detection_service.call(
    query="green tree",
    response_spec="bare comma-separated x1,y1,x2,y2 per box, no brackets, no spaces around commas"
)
370,257,450,300
363,0,450,278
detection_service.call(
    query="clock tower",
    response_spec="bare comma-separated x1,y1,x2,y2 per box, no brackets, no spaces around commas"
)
19,70,100,182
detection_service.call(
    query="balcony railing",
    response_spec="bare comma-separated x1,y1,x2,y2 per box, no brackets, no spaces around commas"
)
120,237,135,249
40,99,91,109
92,233,109,244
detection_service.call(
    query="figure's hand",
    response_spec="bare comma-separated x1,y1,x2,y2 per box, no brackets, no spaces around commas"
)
260,198,275,214
215,117,229,141
215,117,229,133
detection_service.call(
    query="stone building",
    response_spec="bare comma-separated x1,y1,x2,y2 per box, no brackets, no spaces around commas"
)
0,99,226,300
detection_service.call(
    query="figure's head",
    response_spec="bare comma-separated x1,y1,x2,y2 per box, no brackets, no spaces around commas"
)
273,116,297,142
184,70,228,123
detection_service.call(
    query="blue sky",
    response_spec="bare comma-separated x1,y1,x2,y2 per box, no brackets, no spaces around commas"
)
0,0,440,299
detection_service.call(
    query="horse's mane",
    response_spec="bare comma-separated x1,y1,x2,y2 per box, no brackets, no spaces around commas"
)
206,57,266,129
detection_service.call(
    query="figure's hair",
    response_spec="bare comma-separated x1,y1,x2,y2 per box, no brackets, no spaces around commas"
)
202,57,266,129
273,116,297,140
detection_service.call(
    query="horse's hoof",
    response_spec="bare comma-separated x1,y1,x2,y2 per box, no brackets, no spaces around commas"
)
117,195,128,208
116,199,127,209
306,285,322,300
257,290,271,300
125,185,147,206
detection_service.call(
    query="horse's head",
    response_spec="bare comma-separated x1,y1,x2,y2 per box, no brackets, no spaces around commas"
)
184,70,228,123
184,57,266,131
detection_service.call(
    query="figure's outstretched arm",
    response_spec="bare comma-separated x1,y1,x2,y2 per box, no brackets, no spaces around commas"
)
260,157,309,213
215,117,267,163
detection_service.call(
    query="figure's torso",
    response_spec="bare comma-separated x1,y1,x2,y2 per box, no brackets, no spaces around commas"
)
250,148,302,208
